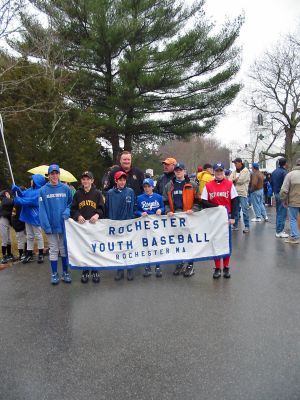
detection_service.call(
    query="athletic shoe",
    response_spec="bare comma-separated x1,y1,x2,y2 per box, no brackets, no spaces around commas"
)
37,254,44,264
51,272,60,285
0,256,8,264
275,231,289,238
213,268,221,279
127,269,134,281
81,270,89,283
183,263,194,277
251,218,262,222
284,237,299,244
264,216,269,222
91,270,100,283
232,226,239,231
61,271,72,283
22,254,34,264
20,253,26,262
173,263,184,275
143,266,152,278
223,267,231,278
155,266,162,278
115,269,124,281
243,227,250,233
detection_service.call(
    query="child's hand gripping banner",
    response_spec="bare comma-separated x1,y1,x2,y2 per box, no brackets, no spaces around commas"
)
65,206,231,270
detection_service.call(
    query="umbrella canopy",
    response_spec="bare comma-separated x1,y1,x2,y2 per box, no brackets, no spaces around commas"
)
27,165,77,183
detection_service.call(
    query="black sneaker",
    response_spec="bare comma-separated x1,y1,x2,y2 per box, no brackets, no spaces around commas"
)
155,266,162,278
223,268,231,279
91,270,100,283
0,256,8,264
143,266,152,277
81,270,89,283
127,269,134,281
173,263,184,275
213,268,221,279
37,254,44,264
115,269,124,281
183,263,194,277
22,254,34,264
6,254,18,262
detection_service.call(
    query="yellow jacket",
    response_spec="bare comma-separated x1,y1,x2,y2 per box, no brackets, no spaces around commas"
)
197,171,214,194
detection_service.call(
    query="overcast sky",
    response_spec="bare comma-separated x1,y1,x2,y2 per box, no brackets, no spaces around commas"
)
199,0,300,145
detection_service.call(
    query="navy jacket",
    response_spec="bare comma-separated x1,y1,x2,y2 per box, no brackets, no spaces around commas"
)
105,187,135,220
271,167,288,194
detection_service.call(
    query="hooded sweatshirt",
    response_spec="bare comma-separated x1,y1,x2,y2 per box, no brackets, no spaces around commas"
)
13,174,46,226
71,185,104,221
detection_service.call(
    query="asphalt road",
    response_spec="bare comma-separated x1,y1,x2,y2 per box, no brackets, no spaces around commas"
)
0,207,299,400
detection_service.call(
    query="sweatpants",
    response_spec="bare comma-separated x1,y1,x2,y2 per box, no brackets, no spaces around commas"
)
47,233,66,261
25,223,44,251
0,217,11,246
16,230,26,250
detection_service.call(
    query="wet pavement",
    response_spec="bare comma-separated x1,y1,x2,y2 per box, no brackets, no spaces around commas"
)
0,207,300,400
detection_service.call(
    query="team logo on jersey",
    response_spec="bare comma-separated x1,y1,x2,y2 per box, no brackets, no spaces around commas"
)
126,196,132,203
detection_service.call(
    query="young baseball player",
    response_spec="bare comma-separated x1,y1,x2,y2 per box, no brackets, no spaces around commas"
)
39,164,73,285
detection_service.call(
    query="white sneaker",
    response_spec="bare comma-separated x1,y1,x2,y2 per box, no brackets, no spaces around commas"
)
264,216,269,222
251,218,262,222
275,231,289,238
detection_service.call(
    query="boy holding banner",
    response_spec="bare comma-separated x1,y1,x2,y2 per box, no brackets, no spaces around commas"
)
163,162,200,277
201,162,238,279
105,170,135,281
136,178,165,277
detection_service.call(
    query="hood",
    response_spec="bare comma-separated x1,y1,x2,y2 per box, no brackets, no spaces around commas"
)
32,174,46,188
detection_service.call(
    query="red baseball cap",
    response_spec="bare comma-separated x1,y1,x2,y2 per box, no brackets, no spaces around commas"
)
114,171,127,180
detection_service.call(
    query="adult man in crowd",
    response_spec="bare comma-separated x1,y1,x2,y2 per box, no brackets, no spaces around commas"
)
271,158,288,238
249,163,268,222
230,157,250,233
280,158,300,244
154,157,177,195
197,163,214,195
104,151,144,196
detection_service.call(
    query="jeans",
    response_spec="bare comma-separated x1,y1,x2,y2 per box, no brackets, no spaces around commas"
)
288,207,300,239
250,189,267,219
275,193,287,233
234,196,250,228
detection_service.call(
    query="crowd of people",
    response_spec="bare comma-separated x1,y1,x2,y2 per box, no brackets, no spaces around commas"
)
0,151,299,285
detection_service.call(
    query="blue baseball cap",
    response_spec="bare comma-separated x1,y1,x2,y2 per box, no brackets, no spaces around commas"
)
48,164,60,174
252,162,259,169
174,162,185,170
213,162,225,171
143,178,154,187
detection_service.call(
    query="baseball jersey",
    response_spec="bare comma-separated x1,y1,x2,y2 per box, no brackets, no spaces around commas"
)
202,179,238,213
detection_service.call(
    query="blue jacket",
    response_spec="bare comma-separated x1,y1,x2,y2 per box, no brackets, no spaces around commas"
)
105,187,135,220
271,167,288,194
39,182,72,234
136,193,165,216
13,174,46,226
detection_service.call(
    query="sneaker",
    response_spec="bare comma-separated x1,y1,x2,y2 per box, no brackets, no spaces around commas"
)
115,269,124,281
61,271,72,283
275,231,289,238
232,226,239,231
20,253,26,262
284,237,299,244
243,227,250,233
173,263,184,275
91,270,100,283
251,218,262,222
223,267,231,278
183,263,195,277
22,254,34,264
81,270,89,283
155,266,162,278
37,254,44,264
6,254,18,262
0,256,8,264
213,268,221,279
143,266,152,278
127,269,134,281
51,272,60,285
264,216,269,222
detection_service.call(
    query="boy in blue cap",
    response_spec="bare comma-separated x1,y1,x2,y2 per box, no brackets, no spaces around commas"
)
136,178,165,277
39,164,73,285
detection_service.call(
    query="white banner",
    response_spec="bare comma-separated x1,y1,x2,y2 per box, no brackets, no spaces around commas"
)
65,207,231,270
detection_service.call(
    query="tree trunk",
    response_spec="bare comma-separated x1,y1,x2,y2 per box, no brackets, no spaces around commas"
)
285,127,294,170
110,133,120,164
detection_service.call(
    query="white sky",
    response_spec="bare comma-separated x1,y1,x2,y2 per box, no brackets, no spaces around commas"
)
199,0,300,146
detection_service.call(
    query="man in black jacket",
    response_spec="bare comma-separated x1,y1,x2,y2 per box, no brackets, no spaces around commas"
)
71,171,105,283
155,157,177,195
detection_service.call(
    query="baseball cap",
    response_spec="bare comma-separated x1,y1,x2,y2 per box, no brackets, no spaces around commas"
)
143,178,154,187
162,157,177,165
174,162,185,170
232,157,242,163
81,171,94,179
213,162,225,171
114,170,127,180
48,164,60,174
252,162,259,169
